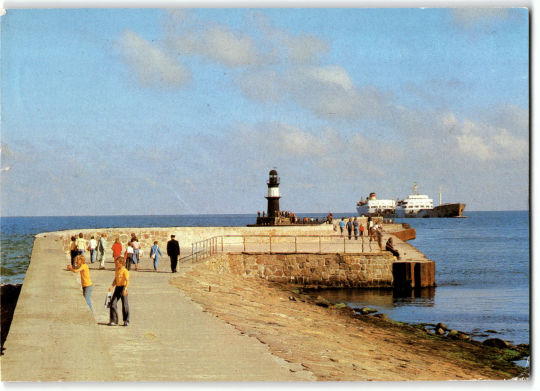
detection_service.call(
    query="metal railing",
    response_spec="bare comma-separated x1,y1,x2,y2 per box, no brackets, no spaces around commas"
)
188,234,384,263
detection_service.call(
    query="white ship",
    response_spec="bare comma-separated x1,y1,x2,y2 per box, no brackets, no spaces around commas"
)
356,183,466,218
395,183,434,217
356,192,396,217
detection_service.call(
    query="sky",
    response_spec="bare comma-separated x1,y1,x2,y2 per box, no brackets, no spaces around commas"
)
0,5,530,216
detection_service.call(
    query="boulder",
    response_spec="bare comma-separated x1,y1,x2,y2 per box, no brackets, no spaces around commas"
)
483,338,510,349
436,327,445,335
372,313,389,321
436,322,447,331
315,296,330,308
447,330,459,339
423,327,434,335
457,333,472,341
359,307,378,315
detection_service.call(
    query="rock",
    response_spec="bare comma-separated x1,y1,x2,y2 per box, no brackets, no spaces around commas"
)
288,296,296,301
423,327,434,335
447,330,459,339
486,329,499,334
315,296,329,308
436,322,447,331
483,338,510,349
436,327,445,335
373,313,389,321
359,307,377,315
457,333,472,341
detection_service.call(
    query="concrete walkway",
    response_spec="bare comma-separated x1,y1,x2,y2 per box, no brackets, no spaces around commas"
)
1,233,314,381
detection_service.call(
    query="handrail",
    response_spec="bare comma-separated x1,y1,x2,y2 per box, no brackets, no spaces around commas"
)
188,233,383,263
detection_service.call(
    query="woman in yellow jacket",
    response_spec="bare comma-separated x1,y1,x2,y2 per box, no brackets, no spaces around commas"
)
67,255,93,311
108,256,130,326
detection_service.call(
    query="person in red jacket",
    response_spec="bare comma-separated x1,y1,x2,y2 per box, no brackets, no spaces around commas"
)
111,238,122,260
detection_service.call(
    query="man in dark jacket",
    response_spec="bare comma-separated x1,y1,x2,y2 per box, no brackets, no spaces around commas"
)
167,235,180,273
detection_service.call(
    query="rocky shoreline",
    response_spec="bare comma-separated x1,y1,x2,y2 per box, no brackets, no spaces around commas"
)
173,259,529,381
1,284,22,353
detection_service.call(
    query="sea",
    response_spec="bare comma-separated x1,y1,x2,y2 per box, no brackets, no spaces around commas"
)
0,211,530,347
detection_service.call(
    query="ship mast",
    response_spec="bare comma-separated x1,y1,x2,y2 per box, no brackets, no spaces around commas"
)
413,182,418,195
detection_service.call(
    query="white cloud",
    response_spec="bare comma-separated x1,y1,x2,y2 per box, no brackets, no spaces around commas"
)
448,115,528,162
119,30,191,88
238,66,392,120
169,25,260,67
304,66,354,90
493,129,528,159
455,120,495,161
253,11,329,65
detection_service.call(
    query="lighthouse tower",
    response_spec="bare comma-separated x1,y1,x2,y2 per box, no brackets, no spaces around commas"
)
265,169,281,219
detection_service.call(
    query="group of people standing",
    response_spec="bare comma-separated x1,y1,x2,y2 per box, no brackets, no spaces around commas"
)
69,233,107,269
336,217,401,258
337,217,386,250
66,233,182,327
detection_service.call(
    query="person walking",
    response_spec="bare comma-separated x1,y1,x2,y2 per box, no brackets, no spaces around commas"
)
150,241,163,271
69,236,78,267
108,257,130,326
96,234,107,269
346,218,353,240
124,241,134,271
88,236,97,264
75,233,87,256
353,217,359,240
111,238,122,259
360,222,365,237
167,235,180,273
339,219,345,237
131,237,141,271
67,255,93,311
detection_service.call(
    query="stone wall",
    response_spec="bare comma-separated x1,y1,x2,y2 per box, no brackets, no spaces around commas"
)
55,225,336,259
220,252,395,288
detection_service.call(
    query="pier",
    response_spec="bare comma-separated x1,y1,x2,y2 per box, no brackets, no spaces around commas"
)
1,222,433,381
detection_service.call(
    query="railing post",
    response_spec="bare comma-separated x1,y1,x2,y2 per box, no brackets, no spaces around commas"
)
343,237,346,253
269,234,272,253
221,236,224,252
319,236,321,253
243,236,246,252
295,236,297,253
361,235,364,253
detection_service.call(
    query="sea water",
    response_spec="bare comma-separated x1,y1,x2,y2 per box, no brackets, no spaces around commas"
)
0,211,530,345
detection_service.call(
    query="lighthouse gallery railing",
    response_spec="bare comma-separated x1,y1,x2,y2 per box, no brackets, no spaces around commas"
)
186,234,381,263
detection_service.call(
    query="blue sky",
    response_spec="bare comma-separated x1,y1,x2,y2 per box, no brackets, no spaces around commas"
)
0,7,529,216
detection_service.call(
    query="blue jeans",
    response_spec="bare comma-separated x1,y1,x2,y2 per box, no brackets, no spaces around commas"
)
133,249,140,264
90,249,96,263
83,285,93,312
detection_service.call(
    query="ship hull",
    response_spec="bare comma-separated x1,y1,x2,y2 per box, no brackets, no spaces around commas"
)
430,203,466,217
356,207,396,217
397,203,466,218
